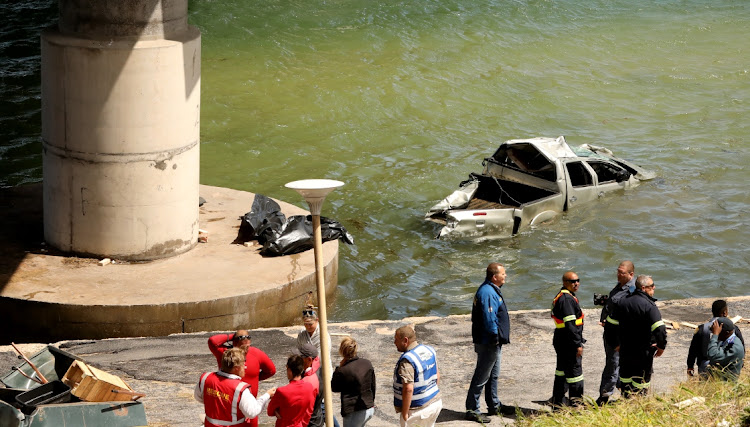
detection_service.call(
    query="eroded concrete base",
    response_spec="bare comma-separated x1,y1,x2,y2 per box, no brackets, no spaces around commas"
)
0,184,338,343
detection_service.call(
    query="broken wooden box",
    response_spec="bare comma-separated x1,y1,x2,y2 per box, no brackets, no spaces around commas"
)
61,360,141,402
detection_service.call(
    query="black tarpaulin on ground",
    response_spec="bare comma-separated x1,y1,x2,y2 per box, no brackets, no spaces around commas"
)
235,194,354,256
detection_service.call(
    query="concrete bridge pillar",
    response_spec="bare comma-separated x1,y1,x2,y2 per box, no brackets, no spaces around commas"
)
41,0,201,260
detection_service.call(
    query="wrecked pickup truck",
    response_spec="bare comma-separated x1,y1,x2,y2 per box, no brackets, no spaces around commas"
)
425,136,655,239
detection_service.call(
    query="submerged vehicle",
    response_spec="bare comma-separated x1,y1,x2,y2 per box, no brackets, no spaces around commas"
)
0,346,147,427
425,136,655,239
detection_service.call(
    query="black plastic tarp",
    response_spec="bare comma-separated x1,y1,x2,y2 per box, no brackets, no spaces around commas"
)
235,194,354,256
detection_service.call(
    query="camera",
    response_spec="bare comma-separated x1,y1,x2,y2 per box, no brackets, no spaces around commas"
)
593,293,609,306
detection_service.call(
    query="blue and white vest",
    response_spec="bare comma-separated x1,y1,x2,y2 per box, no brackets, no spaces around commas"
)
393,344,440,408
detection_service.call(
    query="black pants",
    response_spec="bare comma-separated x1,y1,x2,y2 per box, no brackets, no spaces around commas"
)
552,343,583,405
618,347,655,398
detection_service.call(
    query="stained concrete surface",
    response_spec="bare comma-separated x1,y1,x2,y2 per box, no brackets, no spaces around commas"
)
0,184,339,342
2,296,748,426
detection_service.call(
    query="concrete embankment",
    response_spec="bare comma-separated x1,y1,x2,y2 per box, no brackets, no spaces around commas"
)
2,296,748,426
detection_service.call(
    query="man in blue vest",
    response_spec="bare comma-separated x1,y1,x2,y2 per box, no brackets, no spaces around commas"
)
465,262,514,423
393,325,442,427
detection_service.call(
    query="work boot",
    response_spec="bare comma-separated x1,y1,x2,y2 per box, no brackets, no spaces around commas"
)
465,410,491,424
488,404,516,416
596,396,609,406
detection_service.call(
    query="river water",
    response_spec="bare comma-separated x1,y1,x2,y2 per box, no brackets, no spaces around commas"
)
2,0,749,322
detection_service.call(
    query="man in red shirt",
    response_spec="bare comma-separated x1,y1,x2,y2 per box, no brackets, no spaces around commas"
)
268,355,316,427
208,330,276,427
195,347,276,427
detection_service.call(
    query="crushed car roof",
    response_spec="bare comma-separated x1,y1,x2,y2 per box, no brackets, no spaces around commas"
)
500,136,578,160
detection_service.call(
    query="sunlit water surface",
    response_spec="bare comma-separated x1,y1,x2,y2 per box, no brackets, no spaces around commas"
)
1,0,748,321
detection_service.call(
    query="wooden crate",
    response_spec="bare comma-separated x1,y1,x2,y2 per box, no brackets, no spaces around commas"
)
61,360,134,402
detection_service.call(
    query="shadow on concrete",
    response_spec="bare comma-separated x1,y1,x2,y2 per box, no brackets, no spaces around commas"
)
1,0,201,297
436,408,469,423
0,184,44,296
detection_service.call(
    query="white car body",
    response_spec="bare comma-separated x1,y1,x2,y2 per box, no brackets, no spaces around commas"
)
425,136,656,239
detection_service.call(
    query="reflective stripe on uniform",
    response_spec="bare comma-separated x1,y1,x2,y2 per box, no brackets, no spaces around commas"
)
402,350,440,403
201,372,249,427
651,320,665,332
199,372,210,394
205,416,247,426
621,376,650,388
566,375,584,384
551,289,584,328
605,316,619,325
230,381,244,422
555,370,565,377
393,345,440,408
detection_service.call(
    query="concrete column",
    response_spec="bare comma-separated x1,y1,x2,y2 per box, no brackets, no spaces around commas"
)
42,0,200,260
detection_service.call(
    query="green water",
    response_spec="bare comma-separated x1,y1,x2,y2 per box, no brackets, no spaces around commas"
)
2,0,749,321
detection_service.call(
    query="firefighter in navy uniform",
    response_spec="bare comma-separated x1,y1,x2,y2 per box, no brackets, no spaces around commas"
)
550,271,585,407
605,275,667,397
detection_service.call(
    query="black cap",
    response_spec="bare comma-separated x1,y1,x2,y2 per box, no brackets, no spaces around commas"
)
716,317,735,334
296,343,318,358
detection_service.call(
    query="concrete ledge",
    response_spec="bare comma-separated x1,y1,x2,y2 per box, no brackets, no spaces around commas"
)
0,184,339,343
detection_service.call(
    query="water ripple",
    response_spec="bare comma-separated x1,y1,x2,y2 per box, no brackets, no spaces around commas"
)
3,0,750,320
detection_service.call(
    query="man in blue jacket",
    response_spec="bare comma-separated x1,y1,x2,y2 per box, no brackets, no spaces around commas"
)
465,262,513,423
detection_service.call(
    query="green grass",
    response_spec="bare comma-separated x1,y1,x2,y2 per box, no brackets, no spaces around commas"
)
518,369,750,426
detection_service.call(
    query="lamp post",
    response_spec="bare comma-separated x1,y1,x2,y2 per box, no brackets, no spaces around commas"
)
285,178,344,427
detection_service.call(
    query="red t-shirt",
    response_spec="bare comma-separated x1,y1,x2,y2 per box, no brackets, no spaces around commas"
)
267,379,316,427
208,334,277,427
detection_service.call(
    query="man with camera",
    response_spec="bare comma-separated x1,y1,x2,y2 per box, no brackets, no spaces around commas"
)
595,260,635,406
604,275,667,397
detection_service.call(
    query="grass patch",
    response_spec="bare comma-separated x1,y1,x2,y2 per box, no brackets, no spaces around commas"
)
518,368,750,426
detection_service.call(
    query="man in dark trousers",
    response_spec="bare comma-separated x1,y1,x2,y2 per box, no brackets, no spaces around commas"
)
606,275,667,397
687,299,745,377
550,271,585,407
597,260,636,405
465,262,513,423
